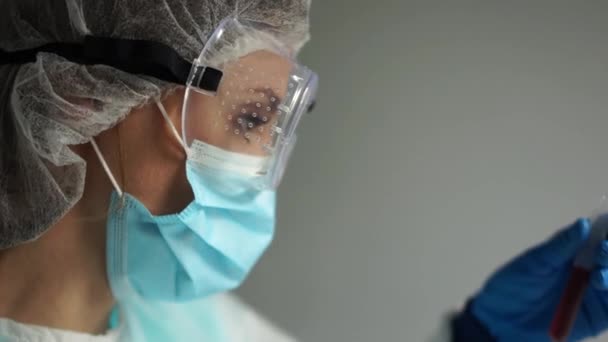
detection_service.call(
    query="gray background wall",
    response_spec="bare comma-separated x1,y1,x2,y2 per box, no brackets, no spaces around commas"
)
239,1,608,341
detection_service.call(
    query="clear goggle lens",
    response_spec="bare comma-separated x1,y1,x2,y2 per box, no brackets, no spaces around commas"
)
182,17,318,189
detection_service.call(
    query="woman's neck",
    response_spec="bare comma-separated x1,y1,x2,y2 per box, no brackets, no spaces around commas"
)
0,210,115,334
0,143,116,334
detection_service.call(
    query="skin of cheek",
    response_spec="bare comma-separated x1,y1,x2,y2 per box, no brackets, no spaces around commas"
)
117,94,194,215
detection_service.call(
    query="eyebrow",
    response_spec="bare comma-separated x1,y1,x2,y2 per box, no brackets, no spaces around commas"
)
254,87,283,107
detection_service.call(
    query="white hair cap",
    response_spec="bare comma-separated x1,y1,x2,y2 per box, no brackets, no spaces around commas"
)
0,0,310,249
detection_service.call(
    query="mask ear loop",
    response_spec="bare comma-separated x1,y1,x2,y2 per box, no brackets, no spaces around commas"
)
90,99,185,201
155,98,189,155
90,138,124,198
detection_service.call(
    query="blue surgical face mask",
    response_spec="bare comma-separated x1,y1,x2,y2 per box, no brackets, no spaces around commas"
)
92,100,276,301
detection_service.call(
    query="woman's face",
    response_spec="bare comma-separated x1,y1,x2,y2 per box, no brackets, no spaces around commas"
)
94,49,293,216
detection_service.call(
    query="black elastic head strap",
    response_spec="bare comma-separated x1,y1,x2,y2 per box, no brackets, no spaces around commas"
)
0,36,223,93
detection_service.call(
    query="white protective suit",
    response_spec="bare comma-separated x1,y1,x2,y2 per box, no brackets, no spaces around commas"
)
0,294,296,342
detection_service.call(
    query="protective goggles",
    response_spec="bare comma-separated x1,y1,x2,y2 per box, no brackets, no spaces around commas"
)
183,18,318,188
0,17,318,189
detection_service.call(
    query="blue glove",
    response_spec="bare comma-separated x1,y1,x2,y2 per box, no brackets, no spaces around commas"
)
468,219,608,341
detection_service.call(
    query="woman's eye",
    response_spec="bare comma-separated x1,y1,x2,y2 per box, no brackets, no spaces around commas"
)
239,114,266,130
235,113,272,143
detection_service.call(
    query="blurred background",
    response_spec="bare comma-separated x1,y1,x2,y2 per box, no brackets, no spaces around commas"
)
239,1,608,341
